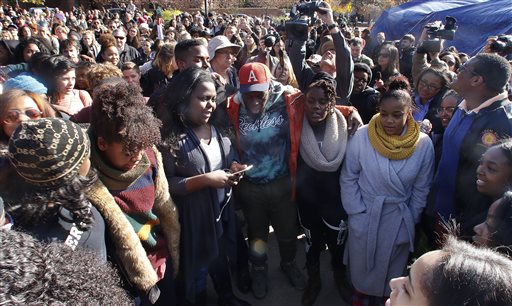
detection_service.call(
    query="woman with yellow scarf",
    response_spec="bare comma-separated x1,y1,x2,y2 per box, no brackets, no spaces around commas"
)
340,80,434,304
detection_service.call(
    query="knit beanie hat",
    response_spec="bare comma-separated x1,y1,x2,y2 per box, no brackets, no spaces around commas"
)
4,74,48,94
8,118,89,187
354,62,372,83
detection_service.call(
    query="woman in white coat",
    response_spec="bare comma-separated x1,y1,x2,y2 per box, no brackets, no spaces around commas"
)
340,80,434,304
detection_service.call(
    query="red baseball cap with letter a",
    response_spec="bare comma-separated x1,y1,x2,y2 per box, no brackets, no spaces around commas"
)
239,62,272,93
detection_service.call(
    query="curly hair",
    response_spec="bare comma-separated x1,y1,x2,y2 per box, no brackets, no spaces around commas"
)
4,170,98,232
0,230,132,305
86,62,122,90
98,33,117,56
90,79,162,155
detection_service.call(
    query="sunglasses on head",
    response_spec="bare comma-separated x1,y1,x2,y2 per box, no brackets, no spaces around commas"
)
4,108,42,123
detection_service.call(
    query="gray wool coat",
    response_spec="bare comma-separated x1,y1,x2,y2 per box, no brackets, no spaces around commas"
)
340,125,434,297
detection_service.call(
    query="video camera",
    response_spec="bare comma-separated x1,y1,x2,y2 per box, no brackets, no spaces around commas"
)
286,0,326,41
490,35,512,55
294,0,323,19
417,16,458,54
263,30,280,48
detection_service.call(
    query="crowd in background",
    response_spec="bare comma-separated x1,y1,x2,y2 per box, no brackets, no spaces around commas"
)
0,1,512,306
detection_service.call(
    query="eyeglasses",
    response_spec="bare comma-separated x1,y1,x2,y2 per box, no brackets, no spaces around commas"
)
436,106,456,116
419,79,442,91
4,108,42,123
114,36,125,40
378,53,390,58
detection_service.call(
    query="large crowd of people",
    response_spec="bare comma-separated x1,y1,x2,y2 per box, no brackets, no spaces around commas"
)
0,1,512,306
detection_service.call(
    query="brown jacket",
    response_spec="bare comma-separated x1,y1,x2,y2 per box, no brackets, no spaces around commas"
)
87,146,180,294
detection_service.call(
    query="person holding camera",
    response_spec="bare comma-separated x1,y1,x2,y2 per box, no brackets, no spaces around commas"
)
484,34,512,60
286,1,354,106
412,27,450,84
246,30,282,79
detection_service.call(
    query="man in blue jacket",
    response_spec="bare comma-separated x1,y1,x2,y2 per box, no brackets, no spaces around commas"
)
434,53,512,237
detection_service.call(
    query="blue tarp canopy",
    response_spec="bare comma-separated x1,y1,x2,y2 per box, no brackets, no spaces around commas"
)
370,0,512,55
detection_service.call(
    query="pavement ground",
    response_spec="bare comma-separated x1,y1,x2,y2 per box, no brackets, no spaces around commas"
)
206,228,351,306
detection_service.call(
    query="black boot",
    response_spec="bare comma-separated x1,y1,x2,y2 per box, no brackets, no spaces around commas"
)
250,262,268,299
195,291,207,306
180,291,207,306
281,260,306,290
249,252,268,299
236,264,252,294
235,215,251,294
301,264,321,306
333,268,352,304
210,269,252,306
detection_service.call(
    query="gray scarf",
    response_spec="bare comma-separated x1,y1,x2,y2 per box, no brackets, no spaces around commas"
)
299,108,348,172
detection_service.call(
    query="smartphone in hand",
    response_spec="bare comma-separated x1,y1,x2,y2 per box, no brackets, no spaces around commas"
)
230,165,254,176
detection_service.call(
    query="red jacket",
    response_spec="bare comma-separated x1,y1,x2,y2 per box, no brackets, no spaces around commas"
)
226,87,354,199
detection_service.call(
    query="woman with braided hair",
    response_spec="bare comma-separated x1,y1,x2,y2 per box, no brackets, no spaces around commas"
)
340,79,434,304
296,73,351,305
